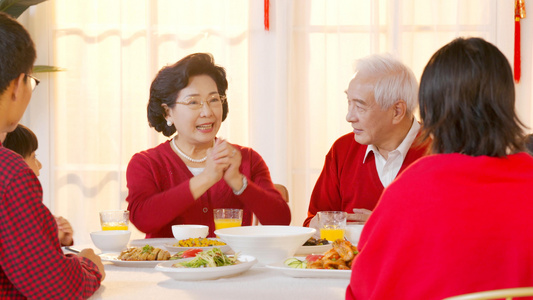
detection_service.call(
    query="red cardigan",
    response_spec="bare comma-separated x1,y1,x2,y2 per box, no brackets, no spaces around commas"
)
304,132,428,227
347,152,533,300
126,141,291,238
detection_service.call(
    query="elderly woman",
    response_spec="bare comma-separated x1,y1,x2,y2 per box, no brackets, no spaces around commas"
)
346,38,533,299
126,53,291,238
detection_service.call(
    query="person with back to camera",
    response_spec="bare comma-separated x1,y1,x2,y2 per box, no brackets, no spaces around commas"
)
346,37,533,299
3,124,74,247
126,53,291,238
303,54,430,231
0,12,104,299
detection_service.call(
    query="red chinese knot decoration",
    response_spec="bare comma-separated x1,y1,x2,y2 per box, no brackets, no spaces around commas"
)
264,0,270,31
515,0,526,83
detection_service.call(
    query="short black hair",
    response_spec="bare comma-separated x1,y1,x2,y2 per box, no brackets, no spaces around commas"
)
0,12,37,93
419,37,525,157
147,53,229,137
3,124,38,158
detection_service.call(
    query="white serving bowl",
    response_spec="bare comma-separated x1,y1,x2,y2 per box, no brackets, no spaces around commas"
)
345,223,365,246
215,226,316,265
172,225,209,241
90,230,131,253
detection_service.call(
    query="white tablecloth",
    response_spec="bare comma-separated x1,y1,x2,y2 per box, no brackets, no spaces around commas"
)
72,239,350,300
88,263,349,300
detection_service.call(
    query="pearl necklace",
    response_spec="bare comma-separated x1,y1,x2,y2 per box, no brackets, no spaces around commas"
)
171,137,208,163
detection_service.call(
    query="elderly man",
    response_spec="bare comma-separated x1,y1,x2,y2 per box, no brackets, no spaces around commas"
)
304,54,429,229
0,12,104,298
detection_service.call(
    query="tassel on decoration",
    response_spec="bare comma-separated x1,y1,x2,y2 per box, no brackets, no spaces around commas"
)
515,14,521,82
514,0,526,83
265,0,270,31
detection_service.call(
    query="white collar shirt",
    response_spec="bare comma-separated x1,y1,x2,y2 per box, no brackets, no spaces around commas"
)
363,119,421,187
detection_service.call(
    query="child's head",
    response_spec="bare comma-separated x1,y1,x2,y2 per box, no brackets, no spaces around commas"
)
3,124,42,176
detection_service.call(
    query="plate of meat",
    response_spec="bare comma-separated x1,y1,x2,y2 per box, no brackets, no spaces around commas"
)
266,259,352,279
267,239,357,279
100,245,172,267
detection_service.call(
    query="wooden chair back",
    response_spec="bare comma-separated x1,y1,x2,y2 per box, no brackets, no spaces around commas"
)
252,184,289,226
443,287,533,300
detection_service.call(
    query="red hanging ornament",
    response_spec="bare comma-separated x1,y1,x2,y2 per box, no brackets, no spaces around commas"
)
514,0,526,83
264,0,270,31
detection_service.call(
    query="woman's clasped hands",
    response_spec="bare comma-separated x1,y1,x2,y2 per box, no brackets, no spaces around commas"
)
205,139,244,192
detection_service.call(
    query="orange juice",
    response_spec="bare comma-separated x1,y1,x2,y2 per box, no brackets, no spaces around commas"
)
101,222,128,231
320,228,345,241
214,218,242,230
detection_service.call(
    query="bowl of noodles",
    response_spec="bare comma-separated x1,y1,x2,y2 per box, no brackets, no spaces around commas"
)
214,226,316,266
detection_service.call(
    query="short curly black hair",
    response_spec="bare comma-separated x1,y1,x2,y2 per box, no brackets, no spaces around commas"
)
147,53,229,137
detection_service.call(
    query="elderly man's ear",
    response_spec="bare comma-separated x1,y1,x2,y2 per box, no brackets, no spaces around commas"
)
391,99,407,124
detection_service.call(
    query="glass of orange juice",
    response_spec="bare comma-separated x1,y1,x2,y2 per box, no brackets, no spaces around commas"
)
99,210,129,231
213,208,243,230
318,211,347,241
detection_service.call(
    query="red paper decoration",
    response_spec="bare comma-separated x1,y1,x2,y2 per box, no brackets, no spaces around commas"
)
514,0,526,83
265,0,270,31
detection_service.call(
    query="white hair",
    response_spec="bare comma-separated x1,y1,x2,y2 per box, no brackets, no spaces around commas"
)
354,54,418,114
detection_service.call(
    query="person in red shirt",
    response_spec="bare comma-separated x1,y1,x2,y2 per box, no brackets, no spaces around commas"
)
3,124,74,247
126,53,290,238
347,37,533,299
0,12,104,299
304,54,429,230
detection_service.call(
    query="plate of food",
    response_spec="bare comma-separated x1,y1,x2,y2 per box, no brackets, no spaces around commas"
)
268,239,357,279
163,237,231,253
266,259,351,279
129,238,176,248
100,245,173,267
295,237,332,255
155,248,257,281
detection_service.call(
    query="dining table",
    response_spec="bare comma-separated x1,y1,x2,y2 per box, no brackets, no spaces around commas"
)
70,240,351,300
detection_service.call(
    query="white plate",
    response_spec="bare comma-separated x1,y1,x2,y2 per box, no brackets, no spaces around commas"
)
129,238,176,248
267,257,351,279
163,238,231,253
155,255,257,281
295,244,332,255
100,252,171,268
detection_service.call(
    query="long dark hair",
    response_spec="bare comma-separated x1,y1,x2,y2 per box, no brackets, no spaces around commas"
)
147,53,229,137
419,37,525,157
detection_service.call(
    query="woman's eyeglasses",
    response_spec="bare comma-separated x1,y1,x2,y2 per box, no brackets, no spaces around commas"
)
175,94,227,110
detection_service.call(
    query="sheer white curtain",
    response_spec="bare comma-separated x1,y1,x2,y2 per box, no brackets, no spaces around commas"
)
24,0,256,243
20,0,532,244
287,0,532,225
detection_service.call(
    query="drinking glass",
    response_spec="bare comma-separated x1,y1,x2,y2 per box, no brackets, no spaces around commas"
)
99,210,129,231
345,221,365,245
318,211,347,241
213,208,243,230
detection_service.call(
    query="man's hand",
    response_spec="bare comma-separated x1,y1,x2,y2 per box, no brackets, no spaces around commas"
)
347,208,372,223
